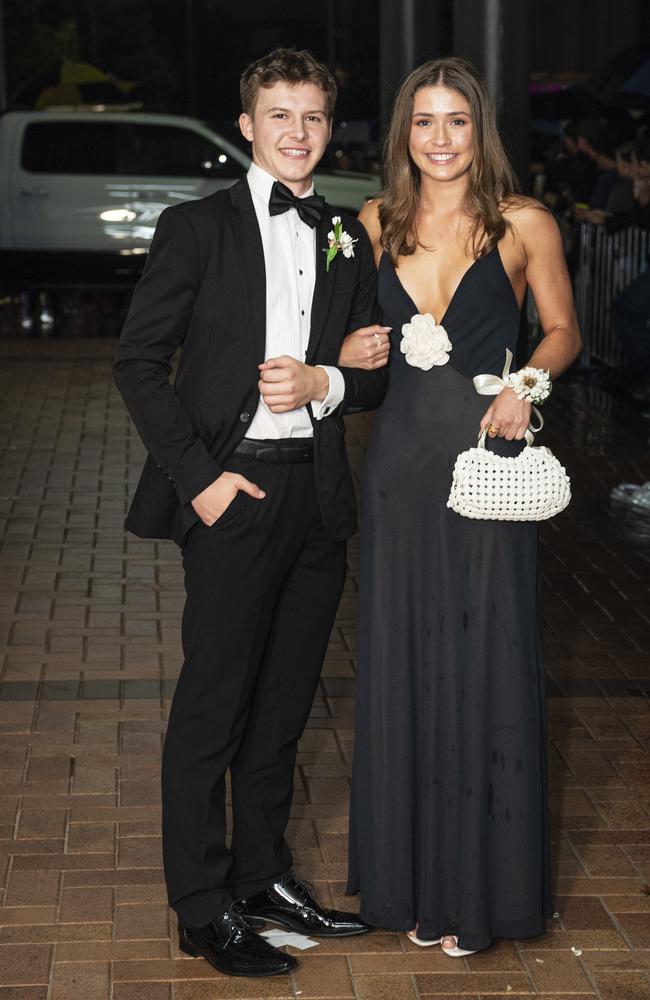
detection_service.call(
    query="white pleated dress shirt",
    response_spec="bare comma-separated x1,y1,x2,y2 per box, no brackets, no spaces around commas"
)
246,163,345,440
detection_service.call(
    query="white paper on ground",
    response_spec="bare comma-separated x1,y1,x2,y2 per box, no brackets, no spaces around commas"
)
260,928,319,951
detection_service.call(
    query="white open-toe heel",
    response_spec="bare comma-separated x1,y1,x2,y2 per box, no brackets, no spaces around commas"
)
441,934,477,957
406,928,442,947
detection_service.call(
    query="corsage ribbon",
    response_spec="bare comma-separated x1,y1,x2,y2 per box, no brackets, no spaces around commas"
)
473,348,543,447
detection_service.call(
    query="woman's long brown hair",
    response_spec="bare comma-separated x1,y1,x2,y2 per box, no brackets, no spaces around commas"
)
379,57,518,263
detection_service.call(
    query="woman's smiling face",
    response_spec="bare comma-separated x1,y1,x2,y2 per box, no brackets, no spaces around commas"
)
408,85,474,183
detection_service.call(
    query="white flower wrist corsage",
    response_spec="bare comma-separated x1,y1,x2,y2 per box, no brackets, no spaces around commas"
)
506,367,551,404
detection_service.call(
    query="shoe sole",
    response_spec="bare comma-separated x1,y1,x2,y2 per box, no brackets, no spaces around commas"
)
407,933,442,947
178,938,296,977
244,914,372,937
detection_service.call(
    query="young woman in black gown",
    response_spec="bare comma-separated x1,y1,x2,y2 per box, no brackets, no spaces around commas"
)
342,58,581,956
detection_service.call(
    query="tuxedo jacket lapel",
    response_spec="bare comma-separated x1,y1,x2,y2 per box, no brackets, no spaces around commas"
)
230,179,266,364
305,210,338,364
231,181,336,366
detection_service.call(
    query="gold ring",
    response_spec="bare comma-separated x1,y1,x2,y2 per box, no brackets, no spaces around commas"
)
374,333,382,348
488,424,500,434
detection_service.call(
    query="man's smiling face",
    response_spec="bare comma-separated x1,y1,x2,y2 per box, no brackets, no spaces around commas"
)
239,80,332,196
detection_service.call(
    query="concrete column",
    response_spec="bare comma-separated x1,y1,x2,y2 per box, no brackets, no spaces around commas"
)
0,0,6,110
379,0,450,129
186,0,197,116
453,0,530,188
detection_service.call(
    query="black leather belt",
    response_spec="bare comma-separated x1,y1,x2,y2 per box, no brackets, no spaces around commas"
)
233,437,314,463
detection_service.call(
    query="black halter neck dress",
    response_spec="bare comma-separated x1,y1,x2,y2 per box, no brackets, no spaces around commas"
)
347,248,552,951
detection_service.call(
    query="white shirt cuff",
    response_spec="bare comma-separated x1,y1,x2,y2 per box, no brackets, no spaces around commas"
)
311,365,345,419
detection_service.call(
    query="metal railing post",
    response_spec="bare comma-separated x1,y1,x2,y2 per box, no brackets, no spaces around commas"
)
575,222,648,369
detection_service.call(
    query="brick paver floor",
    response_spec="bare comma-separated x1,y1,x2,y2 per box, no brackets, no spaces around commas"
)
1,337,650,999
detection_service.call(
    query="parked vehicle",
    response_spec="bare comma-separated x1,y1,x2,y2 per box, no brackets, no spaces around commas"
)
0,111,382,291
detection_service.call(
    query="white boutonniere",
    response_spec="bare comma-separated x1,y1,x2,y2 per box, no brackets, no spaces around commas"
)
324,216,358,272
400,313,452,370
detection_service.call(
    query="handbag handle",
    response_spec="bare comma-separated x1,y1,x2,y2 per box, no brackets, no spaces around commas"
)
473,348,544,448
476,421,535,450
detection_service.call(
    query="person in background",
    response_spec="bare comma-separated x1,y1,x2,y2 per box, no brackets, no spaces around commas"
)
581,129,621,222
607,140,636,216
631,135,650,227
603,135,650,233
610,135,650,384
542,119,595,209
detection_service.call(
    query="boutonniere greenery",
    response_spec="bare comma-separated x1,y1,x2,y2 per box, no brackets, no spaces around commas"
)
324,216,358,272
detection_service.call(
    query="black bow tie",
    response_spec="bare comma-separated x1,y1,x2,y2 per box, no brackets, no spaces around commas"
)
268,180,325,228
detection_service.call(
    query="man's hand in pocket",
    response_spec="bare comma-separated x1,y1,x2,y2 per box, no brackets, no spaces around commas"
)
192,472,265,526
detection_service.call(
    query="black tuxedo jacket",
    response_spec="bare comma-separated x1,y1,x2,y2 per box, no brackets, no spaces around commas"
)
113,178,387,546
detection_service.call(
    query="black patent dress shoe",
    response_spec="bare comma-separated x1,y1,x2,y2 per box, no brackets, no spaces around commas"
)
178,903,297,977
239,871,373,937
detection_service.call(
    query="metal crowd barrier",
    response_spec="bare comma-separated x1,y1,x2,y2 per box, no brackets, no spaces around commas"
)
574,223,649,368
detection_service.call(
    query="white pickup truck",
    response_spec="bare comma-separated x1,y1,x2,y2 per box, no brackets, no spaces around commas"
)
0,110,381,291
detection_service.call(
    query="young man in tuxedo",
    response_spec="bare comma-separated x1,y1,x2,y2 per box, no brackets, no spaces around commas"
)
113,49,389,978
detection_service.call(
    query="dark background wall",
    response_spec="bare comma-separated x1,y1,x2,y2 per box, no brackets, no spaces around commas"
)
529,0,649,74
4,0,648,123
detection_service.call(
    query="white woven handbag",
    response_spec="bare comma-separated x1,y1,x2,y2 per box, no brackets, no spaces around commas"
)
447,427,571,521
447,348,571,522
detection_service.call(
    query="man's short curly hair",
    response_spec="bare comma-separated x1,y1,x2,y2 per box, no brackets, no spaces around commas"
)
240,48,337,119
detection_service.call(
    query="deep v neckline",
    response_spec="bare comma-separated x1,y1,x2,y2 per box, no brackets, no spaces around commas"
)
387,247,498,326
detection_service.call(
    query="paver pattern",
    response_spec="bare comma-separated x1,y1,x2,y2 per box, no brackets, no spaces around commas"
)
1,337,650,999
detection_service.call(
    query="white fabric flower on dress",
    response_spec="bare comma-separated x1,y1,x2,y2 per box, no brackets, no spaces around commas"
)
400,313,452,370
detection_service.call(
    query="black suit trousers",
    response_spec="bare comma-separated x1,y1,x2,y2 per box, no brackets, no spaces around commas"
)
161,452,346,927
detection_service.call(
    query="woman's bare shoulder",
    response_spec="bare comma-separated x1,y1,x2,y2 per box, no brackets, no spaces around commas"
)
500,195,559,251
501,195,553,228
358,198,382,240
358,198,384,263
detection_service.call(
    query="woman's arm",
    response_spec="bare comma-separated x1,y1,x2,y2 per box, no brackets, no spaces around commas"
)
338,200,390,370
480,204,582,440
520,205,582,376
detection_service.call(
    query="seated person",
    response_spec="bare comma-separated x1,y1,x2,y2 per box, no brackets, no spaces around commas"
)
607,141,636,215
543,119,596,208
610,136,650,378
576,128,621,223
605,136,650,232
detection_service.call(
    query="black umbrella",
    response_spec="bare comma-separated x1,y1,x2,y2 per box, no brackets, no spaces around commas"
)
612,58,650,108
583,45,650,108
530,47,650,120
530,86,602,121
